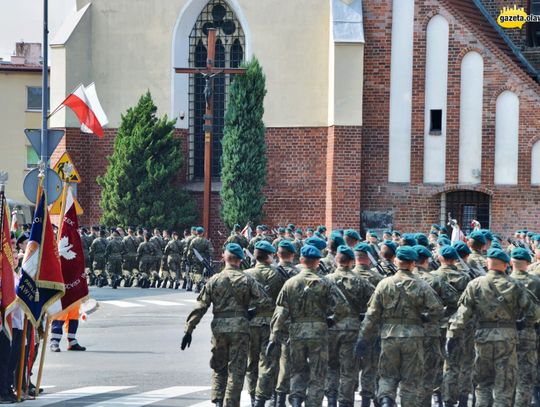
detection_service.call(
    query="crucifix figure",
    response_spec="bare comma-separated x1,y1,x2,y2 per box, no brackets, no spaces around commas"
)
175,28,245,235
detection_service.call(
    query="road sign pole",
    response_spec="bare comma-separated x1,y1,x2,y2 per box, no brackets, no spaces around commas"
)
41,0,49,187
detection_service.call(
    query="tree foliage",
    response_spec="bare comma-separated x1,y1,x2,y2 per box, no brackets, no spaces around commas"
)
98,92,198,229
220,57,267,229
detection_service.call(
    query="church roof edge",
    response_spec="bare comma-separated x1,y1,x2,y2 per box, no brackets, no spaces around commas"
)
50,2,91,47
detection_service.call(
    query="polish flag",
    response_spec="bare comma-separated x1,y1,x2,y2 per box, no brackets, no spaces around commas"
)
62,83,108,137
10,210,18,232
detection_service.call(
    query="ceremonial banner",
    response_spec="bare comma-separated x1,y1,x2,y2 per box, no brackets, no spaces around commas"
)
48,187,88,316
62,83,108,137
17,192,65,326
1,201,16,340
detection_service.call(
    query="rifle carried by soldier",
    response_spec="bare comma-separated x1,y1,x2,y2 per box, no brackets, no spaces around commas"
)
193,247,215,278
371,243,398,275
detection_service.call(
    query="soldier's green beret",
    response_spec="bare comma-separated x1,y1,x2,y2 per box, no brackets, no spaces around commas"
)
469,231,487,245
392,230,401,237
369,232,379,239
396,246,418,262
278,240,296,254
305,236,327,250
354,242,371,253
255,240,276,254
306,227,314,232
317,225,327,233
480,229,493,241
532,234,540,242
452,241,471,257
330,232,346,247
226,243,245,260
523,230,529,234
516,229,523,234
287,223,295,230
429,231,439,237
437,237,451,246
487,248,510,263
295,228,303,235
256,225,264,231
301,244,322,259
278,227,286,234
196,227,204,234
382,240,398,254
344,229,361,241
493,234,502,242
383,230,392,236
440,227,449,235
191,226,197,231
490,241,502,250
439,245,459,260
511,247,532,262
527,232,534,238
337,245,355,260
431,224,441,230
413,245,432,259
401,233,417,247
285,228,294,234
439,234,449,240
233,224,241,231
415,233,429,247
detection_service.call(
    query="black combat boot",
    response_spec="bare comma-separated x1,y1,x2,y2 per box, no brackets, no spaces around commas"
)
433,391,444,407
275,393,287,407
253,397,266,407
379,396,393,407
533,387,540,407
250,394,256,407
361,397,371,407
326,395,337,407
289,397,302,407
457,394,468,407
213,399,223,407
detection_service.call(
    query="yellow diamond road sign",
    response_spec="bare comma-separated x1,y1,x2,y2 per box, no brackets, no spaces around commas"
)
50,195,84,215
52,152,81,183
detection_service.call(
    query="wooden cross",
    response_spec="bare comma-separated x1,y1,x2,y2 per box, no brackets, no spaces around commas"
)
175,28,246,235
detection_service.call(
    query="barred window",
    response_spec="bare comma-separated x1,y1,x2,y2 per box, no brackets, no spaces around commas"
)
188,0,245,180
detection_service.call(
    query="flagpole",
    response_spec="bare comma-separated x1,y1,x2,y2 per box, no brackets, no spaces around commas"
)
0,172,6,329
16,318,28,401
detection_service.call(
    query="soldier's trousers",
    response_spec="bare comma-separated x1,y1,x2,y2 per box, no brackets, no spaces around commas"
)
419,336,443,407
459,326,475,397
289,337,328,407
247,325,277,399
515,330,537,406
377,337,423,405
275,341,291,394
359,336,379,399
210,331,249,407
123,255,137,272
326,330,359,404
443,332,467,404
107,258,122,280
473,340,517,407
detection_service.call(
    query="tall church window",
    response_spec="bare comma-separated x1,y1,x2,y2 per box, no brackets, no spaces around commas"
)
528,0,540,47
188,0,245,180
532,141,540,185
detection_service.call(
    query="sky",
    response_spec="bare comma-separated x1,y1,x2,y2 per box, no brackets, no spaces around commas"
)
0,0,76,61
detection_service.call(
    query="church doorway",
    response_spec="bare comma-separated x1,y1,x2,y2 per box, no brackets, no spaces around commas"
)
444,190,491,235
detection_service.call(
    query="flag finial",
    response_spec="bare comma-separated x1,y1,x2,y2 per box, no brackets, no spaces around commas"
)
0,171,8,193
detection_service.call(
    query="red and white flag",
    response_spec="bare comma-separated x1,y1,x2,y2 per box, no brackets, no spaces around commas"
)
1,201,16,340
62,83,108,137
10,210,18,233
241,223,252,241
48,187,89,316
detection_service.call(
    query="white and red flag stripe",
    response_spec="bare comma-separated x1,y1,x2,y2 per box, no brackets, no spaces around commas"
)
62,83,108,137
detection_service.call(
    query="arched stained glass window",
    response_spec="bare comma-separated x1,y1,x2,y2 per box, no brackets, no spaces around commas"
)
188,0,245,180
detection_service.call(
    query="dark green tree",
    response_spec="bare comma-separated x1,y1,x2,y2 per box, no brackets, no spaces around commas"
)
98,91,198,230
220,57,267,229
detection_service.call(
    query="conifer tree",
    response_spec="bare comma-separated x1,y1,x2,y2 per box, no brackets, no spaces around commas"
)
98,92,197,229
220,58,267,229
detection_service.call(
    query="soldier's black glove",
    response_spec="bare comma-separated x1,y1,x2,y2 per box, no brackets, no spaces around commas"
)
354,338,368,358
420,313,430,323
516,319,526,331
265,341,276,358
326,317,336,328
181,332,192,350
247,308,257,321
445,337,457,357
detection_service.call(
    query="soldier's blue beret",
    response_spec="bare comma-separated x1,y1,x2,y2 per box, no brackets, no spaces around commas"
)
233,224,241,230
532,234,540,242
305,236,327,250
415,233,429,247
396,246,418,262
369,231,379,239
392,230,401,237
337,245,355,260
382,240,398,254
196,227,204,234
353,242,372,253
295,229,303,235
469,231,487,245
191,226,197,231
431,224,441,230
226,243,244,260
256,225,264,231
344,229,361,241
440,227,449,235
255,240,276,254
287,223,295,230
317,225,327,233
439,245,459,260
511,247,532,262
278,227,286,233
330,232,346,247
306,227,314,232
413,245,432,259
527,231,534,238
439,234,449,240
286,228,293,234
278,240,296,254
401,233,417,247
383,230,392,235
480,229,493,241
490,241,502,250
487,248,510,263
301,244,322,259
493,234,502,242
429,231,439,237
452,241,471,257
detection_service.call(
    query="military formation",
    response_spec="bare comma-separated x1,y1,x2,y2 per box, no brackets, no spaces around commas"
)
180,223,540,407
80,225,214,292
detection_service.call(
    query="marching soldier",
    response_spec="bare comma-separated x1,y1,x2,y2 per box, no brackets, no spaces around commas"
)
136,232,155,288
291,229,304,265
163,231,184,289
467,231,488,275
187,227,214,292
447,248,540,407
304,236,328,275
90,229,108,287
378,240,398,276
267,245,349,407
343,229,361,249
105,229,124,289
149,228,165,283
272,227,287,249
181,243,270,407
528,234,540,275
248,225,266,253
224,224,249,248
320,232,344,275
325,245,375,407
355,246,444,407
353,243,383,286
122,226,139,287
182,227,198,290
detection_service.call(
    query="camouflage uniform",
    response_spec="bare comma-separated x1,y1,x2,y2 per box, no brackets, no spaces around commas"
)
184,265,270,407
413,265,459,407
244,263,288,401
136,241,155,287
292,238,303,265
325,266,375,405
320,252,337,275
122,234,139,274
352,263,383,400
358,268,444,405
224,233,249,249
432,264,471,405
81,233,92,271
248,235,265,253
448,269,540,407
105,236,124,286
469,249,488,275
510,268,540,406
269,267,349,407
187,236,214,288
149,235,164,279
528,260,540,276
89,236,108,284
164,238,184,285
